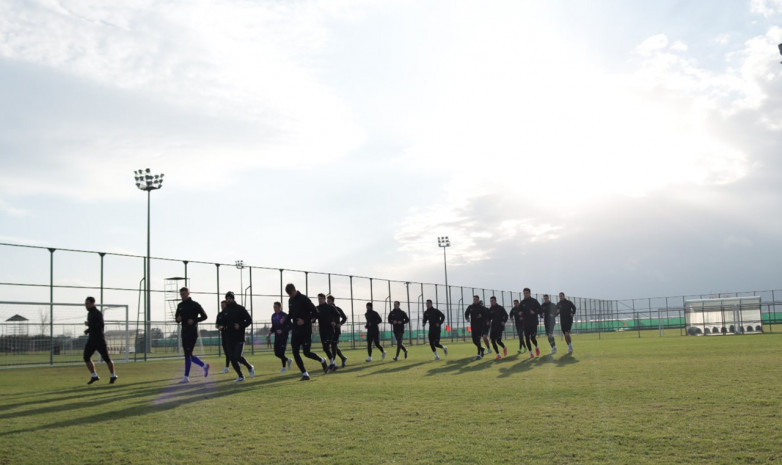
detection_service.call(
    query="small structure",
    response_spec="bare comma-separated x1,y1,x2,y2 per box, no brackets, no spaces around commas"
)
684,296,762,336
4,314,30,337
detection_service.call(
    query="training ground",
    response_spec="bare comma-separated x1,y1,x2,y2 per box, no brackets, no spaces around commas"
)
1,332,780,465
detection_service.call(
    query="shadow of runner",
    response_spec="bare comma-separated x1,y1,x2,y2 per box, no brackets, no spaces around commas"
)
497,358,536,378
424,357,475,376
357,361,428,377
555,354,579,366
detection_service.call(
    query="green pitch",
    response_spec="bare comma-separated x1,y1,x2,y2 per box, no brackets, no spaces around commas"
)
1,333,780,464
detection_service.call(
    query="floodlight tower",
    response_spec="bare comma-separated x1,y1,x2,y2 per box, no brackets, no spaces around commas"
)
235,260,245,305
437,236,453,341
134,168,164,356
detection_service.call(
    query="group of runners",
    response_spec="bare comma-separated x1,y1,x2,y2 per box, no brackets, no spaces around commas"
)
81,284,577,384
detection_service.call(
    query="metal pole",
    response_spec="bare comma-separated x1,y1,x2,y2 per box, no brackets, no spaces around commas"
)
350,276,355,349
406,282,412,345
99,252,106,311
249,266,254,355
279,269,284,303
216,263,221,358
146,189,151,356
49,248,55,365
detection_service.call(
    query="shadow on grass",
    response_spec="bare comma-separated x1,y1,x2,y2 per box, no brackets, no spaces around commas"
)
357,361,428,377
424,357,485,376
497,357,536,378
555,354,579,366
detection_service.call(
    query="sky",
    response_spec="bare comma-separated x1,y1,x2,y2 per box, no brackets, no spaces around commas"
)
1,0,781,302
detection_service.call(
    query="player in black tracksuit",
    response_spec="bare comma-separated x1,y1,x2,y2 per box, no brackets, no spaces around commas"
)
464,295,490,359
509,299,524,353
327,295,348,368
364,302,385,361
223,292,254,381
270,301,292,372
215,300,232,373
388,301,410,361
488,296,508,358
519,288,542,358
286,284,328,381
316,293,340,371
540,294,558,354
175,287,209,383
83,296,117,384
422,299,447,359
557,292,577,354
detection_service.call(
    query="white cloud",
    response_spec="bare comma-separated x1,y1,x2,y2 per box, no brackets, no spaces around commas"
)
750,0,782,16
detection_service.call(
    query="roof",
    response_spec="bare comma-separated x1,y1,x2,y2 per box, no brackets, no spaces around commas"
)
5,314,29,322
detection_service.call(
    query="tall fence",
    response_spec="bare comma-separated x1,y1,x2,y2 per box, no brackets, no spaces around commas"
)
0,242,779,367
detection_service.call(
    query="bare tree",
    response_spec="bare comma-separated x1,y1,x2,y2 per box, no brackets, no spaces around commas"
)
38,307,49,336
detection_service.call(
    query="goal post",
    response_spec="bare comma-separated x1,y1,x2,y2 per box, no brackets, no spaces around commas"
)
0,301,132,367
684,296,762,336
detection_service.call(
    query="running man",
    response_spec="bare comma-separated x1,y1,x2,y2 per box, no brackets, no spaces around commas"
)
327,295,348,368
286,283,329,380
488,296,508,359
364,302,386,362
223,291,254,382
540,294,558,354
215,300,231,373
509,299,524,353
83,296,117,384
519,288,542,358
315,293,340,371
175,287,209,383
464,295,490,360
481,300,492,355
557,292,577,354
387,301,410,361
422,299,447,360
270,302,293,373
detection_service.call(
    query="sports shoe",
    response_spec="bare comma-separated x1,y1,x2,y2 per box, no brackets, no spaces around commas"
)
568,347,573,354
87,376,100,385
109,375,118,384
529,352,535,359
535,347,540,356
495,355,501,360
503,347,508,357
341,358,347,368
392,356,398,361
485,348,492,354
287,358,293,369
329,364,338,372
280,367,287,374
299,374,311,381
179,376,190,384
381,352,386,361
249,366,255,378
474,354,482,360
221,367,230,374
204,363,210,378
366,356,372,362
321,360,329,373
434,353,440,360
404,350,408,359
517,349,523,354
234,376,245,383
443,346,448,356
551,346,557,354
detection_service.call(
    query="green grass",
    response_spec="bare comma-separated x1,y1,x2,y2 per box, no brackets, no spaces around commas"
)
1,334,781,464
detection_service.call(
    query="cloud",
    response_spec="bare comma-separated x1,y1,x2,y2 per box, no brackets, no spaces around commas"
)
750,0,782,16
0,1,365,200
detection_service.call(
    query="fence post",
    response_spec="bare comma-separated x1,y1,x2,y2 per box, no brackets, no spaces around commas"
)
249,266,254,355
48,248,55,366
216,263,221,358
350,276,355,349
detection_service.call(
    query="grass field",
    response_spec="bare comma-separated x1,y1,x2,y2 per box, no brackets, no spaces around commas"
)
1,333,780,464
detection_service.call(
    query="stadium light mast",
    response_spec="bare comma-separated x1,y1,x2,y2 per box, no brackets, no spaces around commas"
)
134,168,164,356
437,236,453,341
235,260,245,305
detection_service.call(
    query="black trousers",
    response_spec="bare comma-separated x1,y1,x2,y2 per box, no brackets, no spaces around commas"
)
291,331,321,373
366,330,383,356
428,330,444,351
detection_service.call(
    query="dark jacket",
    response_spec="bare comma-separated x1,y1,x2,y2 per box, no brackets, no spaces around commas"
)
557,299,577,320
464,304,490,328
316,303,339,335
288,291,318,334
423,307,445,331
387,309,410,334
175,298,208,337
224,302,252,341
365,309,382,333
270,311,291,337
489,304,508,331
85,307,105,340
519,297,542,327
